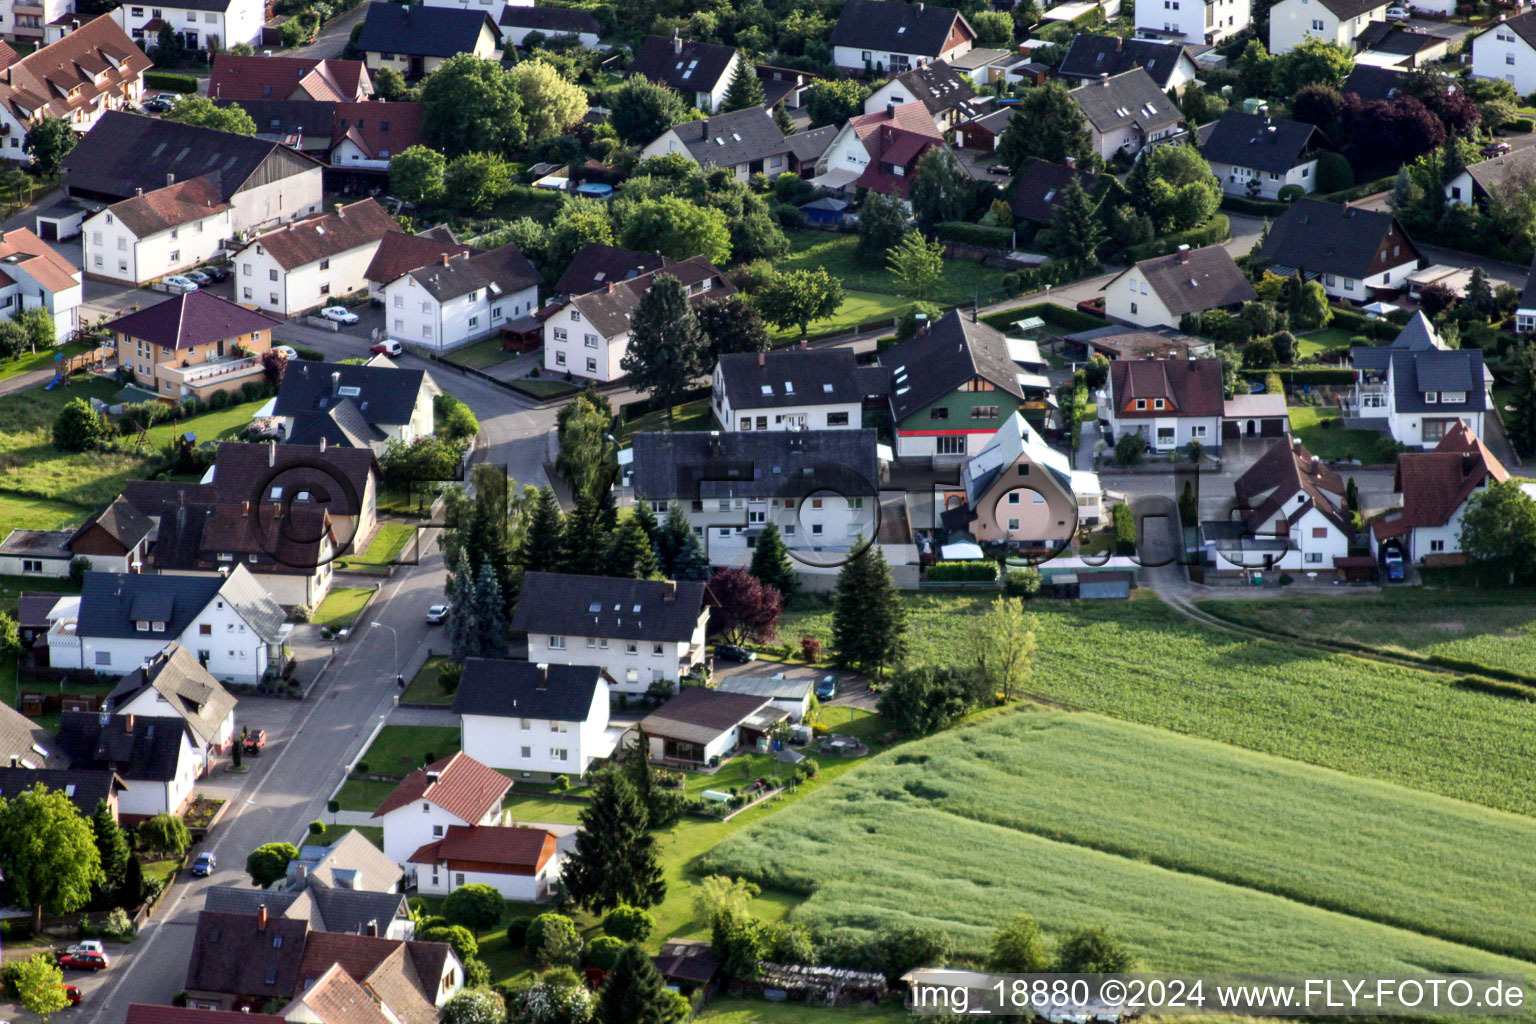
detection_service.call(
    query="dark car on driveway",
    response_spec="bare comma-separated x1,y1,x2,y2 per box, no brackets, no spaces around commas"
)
815,674,839,700
714,644,755,663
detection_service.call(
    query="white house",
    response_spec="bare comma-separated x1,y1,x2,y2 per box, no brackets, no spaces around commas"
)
1349,313,1487,447
355,4,502,79
55,710,200,824
863,61,978,131
497,5,600,48
1268,0,1390,54
113,0,266,51
0,17,150,161
1136,0,1250,45
1471,12,1536,93
383,244,540,352
0,228,80,342
236,199,400,316
638,688,787,767
1068,69,1185,161
542,256,731,382
422,0,531,25
372,752,512,871
1198,111,1322,199
711,348,871,432
104,643,237,774
510,573,713,694
2,0,70,45
83,177,233,286
1105,357,1226,453
453,660,617,780
828,0,976,73
1103,244,1258,329
1258,199,1422,303
640,105,796,181
408,825,559,901
628,32,739,112
1226,435,1354,571
47,566,287,686
1056,34,1202,93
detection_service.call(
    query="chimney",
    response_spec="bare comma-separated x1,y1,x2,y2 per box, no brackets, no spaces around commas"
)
8,755,16,768
606,280,615,293
257,905,268,932
1312,455,1320,471
242,500,250,517
1064,156,1076,168
365,920,378,937
125,714,135,733
886,101,896,119
757,350,765,366
268,440,276,467
536,663,549,688
135,187,143,197
295,865,307,880
1116,35,1123,51
664,580,677,600
440,253,449,266
1177,244,1190,263
673,27,682,54
425,768,440,784
708,430,721,458
799,339,808,350
331,371,341,394
166,173,175,187
1099,73,1109,86
319,436,326,453
1462,452,1473,478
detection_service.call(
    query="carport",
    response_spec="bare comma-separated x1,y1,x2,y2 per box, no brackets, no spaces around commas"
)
1222,393,1288,439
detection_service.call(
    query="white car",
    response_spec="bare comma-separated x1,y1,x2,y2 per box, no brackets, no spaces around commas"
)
164,275,199,291
65,941,105,958
320,306,360,325
273,345,298,361
1384,6,1410,18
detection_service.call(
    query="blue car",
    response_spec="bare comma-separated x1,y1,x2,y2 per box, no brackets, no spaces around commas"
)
815,675,839,700
191,851,217,877
1383,553,1405,582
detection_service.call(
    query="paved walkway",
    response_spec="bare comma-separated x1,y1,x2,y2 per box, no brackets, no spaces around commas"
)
387,705,457,726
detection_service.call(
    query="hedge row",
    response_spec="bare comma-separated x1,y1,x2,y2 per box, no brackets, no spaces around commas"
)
1123,215,1230,262
144,72,198,93
1242,367,1357,386
934,221,1013,248
980,301,1108,335
1318,175,1395,204
926,561,999,582
1221,195,1290,217
1328,307,1398,341
1510,117,1536,133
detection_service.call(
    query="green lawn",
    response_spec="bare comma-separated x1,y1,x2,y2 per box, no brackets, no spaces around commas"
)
1297,327,1358,359
508,378,582,400
618,398,714,443
502,793,586,827
333,777,401,812
695,1000,907,1024
1287,406,1400,463
1198,590,1536,680
0,492,91,540
311,587,374,629
307,824,384,849
780,592,1536,817
442,337,515,370
0,341,96,384
142,397,269,449
400,655,456,705
356,724,461,777
335,522,415,573
702,710,1536,977
0,376,155,508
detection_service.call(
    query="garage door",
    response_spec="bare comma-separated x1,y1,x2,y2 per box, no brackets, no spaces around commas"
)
1080,579,1130,600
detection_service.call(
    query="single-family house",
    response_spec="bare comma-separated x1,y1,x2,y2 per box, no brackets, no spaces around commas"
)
510,572,713,693
1104,357,1225,452
0,495,151,578
1199,111,1323,198
639,688,787,767
552,242,662,298
278,963,420,1024
204,877,413,940
810,101,943,198
182,911,313,1011
55,709,201,823
1350,312,1486,446
1008,158,1097,224
630,429,882,568
954,106,1016,152
113,0,266,52
236,198,400,316
1471,11,1536,95
1341,62,1408,100
542,255,732,381
1225,435,1354,570
641,105,798,180
0,765,125,817
105,642,237,771
382,243,540,352
1056,33,1201,92
83,177,234,286
408,825,560,900
47,566,286,685
283,829,404,893
712,348,880,432
204,441,381,554
1269,0,1391,54
1103,243,1257,328
108,291,280,404
274,359,436,449
420,0,527,21
0,228,81,341
498,6,601,48
148,500,337,608
1355,21,1452,68
1069,69,1183,161
879,309,1033,459
715,673,815,720
1258,198,1421,302
628,32,740,112
63,112,325,235
364,228,475,299
355,3,501,79
0,16,151,161
829,0,976,73
863,61,978,130
1136,0,1250,44
292,930,462,1015
207,54,372,102
957,411,1092,549
1443,146,1536,209
372,751,511,869
0,701,68,769
453,659,616,779
941,46,1016,86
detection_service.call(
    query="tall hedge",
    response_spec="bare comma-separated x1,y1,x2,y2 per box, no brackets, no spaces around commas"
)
980,301,1108,334
926,561,999,582
934,221,1014,248
1123,215,1230,262
144,72,198,93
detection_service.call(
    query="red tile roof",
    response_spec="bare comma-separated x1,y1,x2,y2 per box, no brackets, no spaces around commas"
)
126,1007,286,1024
104,291,281,350
1109,358,1224,419
331,100,423,160
209,54,369,102
364,230,475,286
0,15,150,125
848,103,942,197
248,198,400,271
372,751,511,824
0,226,79,294
104,175,231,237
407,825,556,874
1373,420,1507,541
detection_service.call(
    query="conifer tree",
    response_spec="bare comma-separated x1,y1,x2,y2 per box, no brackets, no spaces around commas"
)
1509,341,1536,457
90,798,130,893
722,53,766,111
607,516,659,579
748,521,796,598
1049,178,1106,266
596,943,683,1024
831,541,907,679
559,490,610,576
771,101,793,135
654,503,693,577
563,773,666,914
446,550,480,661
673,526,711,581
620,274,706,425
631,500,660,546
472,562,507,658
521,486,565,573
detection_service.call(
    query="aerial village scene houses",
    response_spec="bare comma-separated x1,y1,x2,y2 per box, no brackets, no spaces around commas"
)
5,0,1536,1021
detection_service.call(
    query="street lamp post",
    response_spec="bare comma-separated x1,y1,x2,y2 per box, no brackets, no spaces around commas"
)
370,621,401,688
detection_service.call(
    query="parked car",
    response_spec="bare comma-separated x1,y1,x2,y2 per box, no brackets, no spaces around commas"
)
243,729,267,755
61,985,82,1005
715,644,755,663
986,164,1011,176
1384,6,1410,18
164,275,199,291
57,951,109,971
273,345,298,361
202,264,230,282
320,305,360,325
64,941,105,958
1482,141,1512,156
815,675,839,700
371,340,403,356
184,270,211,285
1384,552,1405,582
426,604,448,624
191,851,217,877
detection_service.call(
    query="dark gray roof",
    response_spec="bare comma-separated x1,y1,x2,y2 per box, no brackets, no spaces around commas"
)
1199,111,1320,175
274,360,427,428
1117,243,1258,316
664,105,791,168
453,660,606,721
120,479,218,518
1479,7,1536,49
0,702,68,768
1057,34,1194,90
406,244,539,303
1390,348,1485,413
632,429,880,502
284,398,386,450
185,910,309,1000
355,3,498,59
106,643,237,748
224,98,334,143
1009,158,1096,223
1068,68,1181,134
0,767,124,814
510,573,711,642
203,886,303,920
1350,311,1441,373
1462,146,1536,195
56,711,191,783
830,0,969,58
76,571,226,639
553,243,662,297
204,881,408,936
1357,21,1441,54
70,496,153,553
499,5,600,34
210,442,379,522
716,348,868,409
1258,199,1418,279
1341,63,1408,101
965,106,1015,136
566,256,734,338
1521,253,1536,309
629,34,736,93
885,62,976,115
1318,0,1391,20
878,309,1025,421
785,124,838,163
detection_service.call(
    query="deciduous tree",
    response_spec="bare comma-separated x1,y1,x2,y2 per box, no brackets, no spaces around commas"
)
856,190,909,264
444,153,512,214
804,78,869,128
757,268,844,336
1459,479,1536,585
620,196,732,265
25,117,75,177
707,567,781,644
909,147,971,227
389,146,447,205
245,842,298,888
441,987,505,1024
509,59,588,140
695,295,769,363
52,397,107,451
610,76,688,145
15,954,69,1024
422,56,525,157
1054,925,1137,973
0,786,102,932
885,230,944,299
976,596,1038,701
164,95,256,134
137,813,190,857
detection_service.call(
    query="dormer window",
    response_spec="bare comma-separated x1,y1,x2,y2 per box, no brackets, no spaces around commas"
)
1134,399,1147,410
1425,392,1437,404
136,620,149,631
1153,399,1165,410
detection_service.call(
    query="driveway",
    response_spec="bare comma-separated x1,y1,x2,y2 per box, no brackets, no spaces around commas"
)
711,660,876,712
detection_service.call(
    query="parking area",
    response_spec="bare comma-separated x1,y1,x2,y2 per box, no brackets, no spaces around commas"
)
712,659,877,711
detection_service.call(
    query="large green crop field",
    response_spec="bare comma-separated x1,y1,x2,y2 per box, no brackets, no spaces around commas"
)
701,712,1536,982
780,594,1536,815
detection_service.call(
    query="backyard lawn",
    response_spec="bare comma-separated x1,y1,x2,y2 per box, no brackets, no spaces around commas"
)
442,337,515,370
335,522,416,573
311,587,374,629
356,724,461,777
333,777,402,812
307,824,384,849
1287,406,1400,464
1296,327,1358,359
141,397,268,449
0,492,90,540
400,655,456,705
0,340,96,384
695,1000,907,1023
617,398,714,443
0,375,154,509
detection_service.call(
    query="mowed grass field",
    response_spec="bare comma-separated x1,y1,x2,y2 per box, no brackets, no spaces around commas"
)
0,377,153,508
701,711,1536,980
1198,590,1536,679
780,593,1536,816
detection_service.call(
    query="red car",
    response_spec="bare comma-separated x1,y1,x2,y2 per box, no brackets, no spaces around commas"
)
58,951,109,971
370,340,403,357
62,984,82,1004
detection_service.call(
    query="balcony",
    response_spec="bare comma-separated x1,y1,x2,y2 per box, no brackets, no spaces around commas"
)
156,355,263,395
